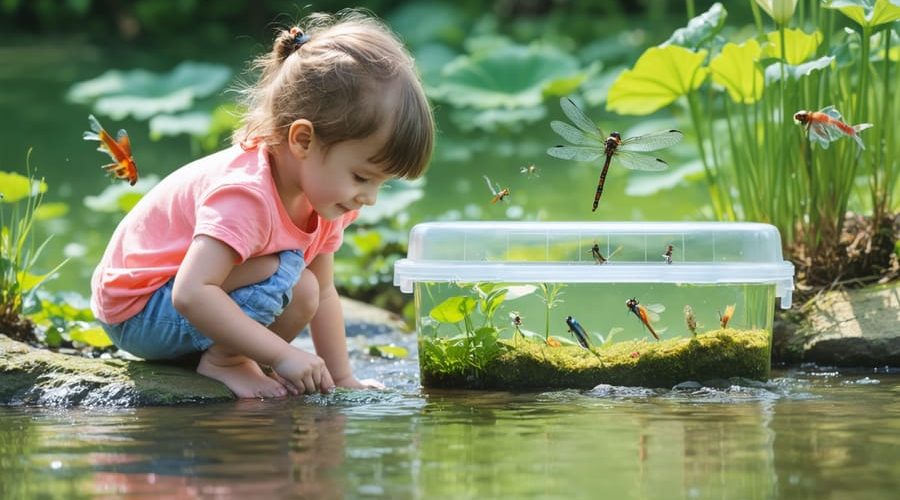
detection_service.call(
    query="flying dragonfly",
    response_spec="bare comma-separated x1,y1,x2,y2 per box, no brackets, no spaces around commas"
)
590,242,623,265
547,97,683,211
626,297,665,341
793,106,872,151
482,175,510,204
83,114,139,186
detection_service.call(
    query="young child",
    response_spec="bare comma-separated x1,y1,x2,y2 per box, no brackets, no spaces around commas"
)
90,10,434,398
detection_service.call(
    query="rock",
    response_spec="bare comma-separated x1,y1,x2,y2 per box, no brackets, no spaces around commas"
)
799,282,900,366
0,297,411,407
0,334,233,407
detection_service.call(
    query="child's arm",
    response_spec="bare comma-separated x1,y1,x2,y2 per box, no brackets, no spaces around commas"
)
172,235,334,393
307,253,383,389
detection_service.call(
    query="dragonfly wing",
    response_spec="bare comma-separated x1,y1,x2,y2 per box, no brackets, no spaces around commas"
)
482,175,497,195
819,105,843,121
547,145,605,162
645,303,666,314
614,150,669,171
559,97,603,137
551,120,604,146
116,129,132,156
619,130,683,152
808,122,834,149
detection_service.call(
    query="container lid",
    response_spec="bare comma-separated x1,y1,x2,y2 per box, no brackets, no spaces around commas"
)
393,221,796,308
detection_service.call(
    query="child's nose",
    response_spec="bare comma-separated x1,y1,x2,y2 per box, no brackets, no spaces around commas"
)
356,185,378,206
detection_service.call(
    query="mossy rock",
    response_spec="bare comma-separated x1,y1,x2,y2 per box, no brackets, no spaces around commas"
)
0,335,233,407
421,329,770,390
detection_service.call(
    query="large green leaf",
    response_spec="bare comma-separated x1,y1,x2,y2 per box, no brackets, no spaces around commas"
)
824,0,900,29
66,61,232,120
764,56,835,83
428,44,588,109
764,28,823,64
0,171,46,203
662,2,728,50
607,46,709,115
69,325,113,348
429,296,476,324
709,40,764,104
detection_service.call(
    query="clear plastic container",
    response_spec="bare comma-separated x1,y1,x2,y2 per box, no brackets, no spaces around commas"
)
394,221,795,389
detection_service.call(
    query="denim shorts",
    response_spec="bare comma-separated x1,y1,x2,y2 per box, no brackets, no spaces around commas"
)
100,249,305,360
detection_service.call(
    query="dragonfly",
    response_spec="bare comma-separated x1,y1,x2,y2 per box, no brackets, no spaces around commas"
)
719,304,736,329
547,97,683,211
625,297,665,341
83,114,139,186
482,175,510,204
519,163,540,178
590,242,623,264
662,244,674,265
793,106,872,151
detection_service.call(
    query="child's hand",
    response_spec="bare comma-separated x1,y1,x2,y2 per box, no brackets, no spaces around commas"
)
334,375,386,390
272,348,335,394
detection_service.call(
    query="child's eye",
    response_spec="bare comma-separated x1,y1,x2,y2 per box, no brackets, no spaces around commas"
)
353,173,368,183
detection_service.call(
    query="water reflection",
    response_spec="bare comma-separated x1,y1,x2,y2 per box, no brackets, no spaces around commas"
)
1,372,899,498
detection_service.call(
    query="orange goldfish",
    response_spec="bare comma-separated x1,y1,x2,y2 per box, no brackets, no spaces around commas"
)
793,106,872,151
84,114,139,186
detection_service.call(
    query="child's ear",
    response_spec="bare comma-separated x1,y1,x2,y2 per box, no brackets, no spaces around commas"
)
287,119,314,157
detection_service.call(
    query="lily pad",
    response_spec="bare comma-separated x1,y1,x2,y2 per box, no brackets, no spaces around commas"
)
764,56,834,84
149,111,212,139
449,105,547,133
764,28,823,65
428,44,589,109
709,40,764,104
83,175,159,213
824,0,900,30
66,61,232,120
0,171,46,203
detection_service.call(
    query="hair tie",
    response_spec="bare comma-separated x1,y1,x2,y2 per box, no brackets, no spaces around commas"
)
290,27,311,48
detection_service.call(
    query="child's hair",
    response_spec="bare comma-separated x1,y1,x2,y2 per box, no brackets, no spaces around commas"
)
234,9,434,179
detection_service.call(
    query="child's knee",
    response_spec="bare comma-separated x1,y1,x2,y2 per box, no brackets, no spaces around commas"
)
285,270,319,323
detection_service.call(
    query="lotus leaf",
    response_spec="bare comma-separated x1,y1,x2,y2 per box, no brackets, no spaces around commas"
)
428,45,585,109
355,179,425,225
764,56,834,84
70,325,113,348
607,46,709,115
83,175,158,213
0,171,46,203
824,0,900,29
449,105,546,133
710,40,764,104
388,1,464,47
150,111,212,139
662,2,728,50
764,28,822,64
66,61,232,120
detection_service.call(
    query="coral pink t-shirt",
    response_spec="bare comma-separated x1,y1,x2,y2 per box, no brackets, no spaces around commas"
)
90,144,358,324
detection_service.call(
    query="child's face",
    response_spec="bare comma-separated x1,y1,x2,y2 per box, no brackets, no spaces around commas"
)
296,128,393,220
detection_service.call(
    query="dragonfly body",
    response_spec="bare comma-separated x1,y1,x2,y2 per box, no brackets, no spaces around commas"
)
548,98,682,211
83,114,139,186
793,106,872,150
626,297,662,341
565,315,592,349
482,175,510,204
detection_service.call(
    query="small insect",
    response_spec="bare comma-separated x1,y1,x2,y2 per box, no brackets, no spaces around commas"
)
519,163,540,178
663,245,674,265
83,114,139,186
719,304,736,329
684,305,698,336
793,106,873,150
482,175,510,204
626,297,665,341
510,311,523,328
589,243,623,264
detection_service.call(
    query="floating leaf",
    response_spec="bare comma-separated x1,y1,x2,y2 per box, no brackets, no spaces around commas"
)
449,105,547,133
368,344,409,359
710,40,764,104
764,28,823,64
149,111,212,139
83,174,159,213
66,61,232,120
764,56,835,83
662,2,728,50
429,45,587,109
34,202,69,220
824,0,900,30
607,46,709,115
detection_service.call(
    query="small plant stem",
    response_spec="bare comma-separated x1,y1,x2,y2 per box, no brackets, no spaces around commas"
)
686,0,695,20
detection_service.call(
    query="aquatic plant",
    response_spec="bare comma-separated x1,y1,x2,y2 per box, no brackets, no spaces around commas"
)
536,283,566,340
0,152,68,342
605,0,899,285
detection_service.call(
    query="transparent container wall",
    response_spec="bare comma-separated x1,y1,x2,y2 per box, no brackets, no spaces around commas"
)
414,281,775,346
407,222,786,264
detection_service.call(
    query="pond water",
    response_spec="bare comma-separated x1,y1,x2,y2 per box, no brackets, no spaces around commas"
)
2,329,899,498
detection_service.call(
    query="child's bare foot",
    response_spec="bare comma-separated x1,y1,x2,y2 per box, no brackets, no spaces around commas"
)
198,349,288,399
